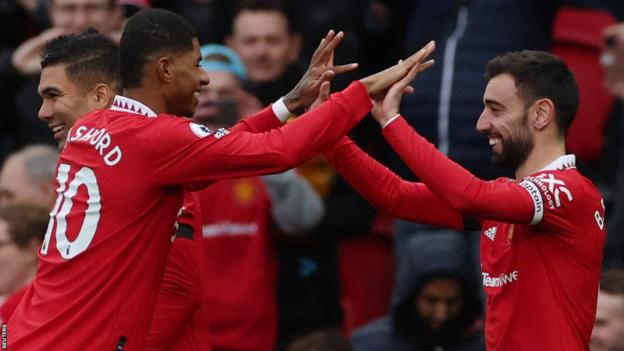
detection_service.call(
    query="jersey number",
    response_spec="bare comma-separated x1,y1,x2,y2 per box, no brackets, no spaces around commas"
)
41,164,101,259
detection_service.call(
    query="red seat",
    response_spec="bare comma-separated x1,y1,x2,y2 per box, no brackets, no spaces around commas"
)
338,215,394,336
552,7,616,162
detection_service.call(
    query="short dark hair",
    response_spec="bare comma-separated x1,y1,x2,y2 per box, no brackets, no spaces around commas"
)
0,204,49,247
41,28,121,93
231,0,294,34
485,50,579,137
600,270,624,296
120,8,198,89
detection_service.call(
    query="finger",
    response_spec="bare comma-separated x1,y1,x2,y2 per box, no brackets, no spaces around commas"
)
403,40,436,66
319,81,331,100
315,31,344,64
327,50,335,67
403,86,414,94
310,30,336,64
327,63,358,75
417,59,435,73
313,70,336,90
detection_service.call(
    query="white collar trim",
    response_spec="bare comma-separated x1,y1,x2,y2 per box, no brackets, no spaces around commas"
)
110,95,157,117
539,154,576,172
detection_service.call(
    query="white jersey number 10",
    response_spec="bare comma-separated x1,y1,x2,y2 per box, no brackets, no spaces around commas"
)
41,164,101,259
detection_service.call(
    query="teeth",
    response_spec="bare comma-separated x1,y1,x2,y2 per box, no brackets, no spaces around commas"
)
489,138,501,146
51,125,64,133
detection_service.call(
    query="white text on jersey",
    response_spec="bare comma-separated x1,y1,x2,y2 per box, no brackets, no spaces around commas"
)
69,126,122,166
482,271,518,288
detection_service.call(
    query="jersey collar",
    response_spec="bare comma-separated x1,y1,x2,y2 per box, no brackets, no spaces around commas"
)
539,154,576,172
110,95,157,117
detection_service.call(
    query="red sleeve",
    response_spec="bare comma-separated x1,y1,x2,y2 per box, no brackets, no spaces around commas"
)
146,193,205,350
145,82,372,187
325,137,464,229
381,117,535,224
230,105,282,133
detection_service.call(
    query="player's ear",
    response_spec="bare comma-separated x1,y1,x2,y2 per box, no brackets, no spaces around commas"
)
92,83,115,108
156,56,173,84
532,98,555,131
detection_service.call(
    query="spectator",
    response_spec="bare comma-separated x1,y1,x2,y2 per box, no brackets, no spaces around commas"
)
591,270,624,351
288,328,353,351
225,0,302,106
351,232,483,351
602,22,624,269
0,0,124,161
0,204,50,322
193,44,325,351
0,144,58,209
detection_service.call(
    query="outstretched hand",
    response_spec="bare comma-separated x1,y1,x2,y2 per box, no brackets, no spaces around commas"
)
359,41,435,101
371,56,435,126
283,30,358,114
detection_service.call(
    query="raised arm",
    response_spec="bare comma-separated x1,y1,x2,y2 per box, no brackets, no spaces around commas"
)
325,137,464,230
368,56,535,224
147,41,438,186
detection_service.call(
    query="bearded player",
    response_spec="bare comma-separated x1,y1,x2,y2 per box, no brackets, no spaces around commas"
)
324,51,605,350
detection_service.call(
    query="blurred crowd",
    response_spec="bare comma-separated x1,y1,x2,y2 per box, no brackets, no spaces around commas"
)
2,0,624,350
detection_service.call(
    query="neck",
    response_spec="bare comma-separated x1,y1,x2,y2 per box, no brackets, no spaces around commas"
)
123,87,167,115
515,137,566,180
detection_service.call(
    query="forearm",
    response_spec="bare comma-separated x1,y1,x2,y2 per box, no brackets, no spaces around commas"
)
382,116,533,223
151,82,372,185
325,137,464,229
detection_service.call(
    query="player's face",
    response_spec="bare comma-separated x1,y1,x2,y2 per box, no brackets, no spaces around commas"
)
38,64,99,149
415,278,464,332
477,73,535,169
193,70,240,128
49,0,116,34
168,38,209,117
590,292,624,351
0,219,36,295
227,11,295,83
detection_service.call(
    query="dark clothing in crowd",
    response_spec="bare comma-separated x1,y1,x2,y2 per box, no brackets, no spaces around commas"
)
351,232,484,351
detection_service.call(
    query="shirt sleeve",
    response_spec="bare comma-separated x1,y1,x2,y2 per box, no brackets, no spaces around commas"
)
146,193,204,350
145,81,372,187
381,116,535,224
230,105,283,133
324,137,464,230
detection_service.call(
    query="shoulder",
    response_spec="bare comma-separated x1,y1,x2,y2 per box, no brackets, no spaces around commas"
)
351,316,398,351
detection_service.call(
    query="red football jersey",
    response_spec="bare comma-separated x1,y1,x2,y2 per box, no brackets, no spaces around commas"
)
196,178,277,351
146,192,210,351
326,116,606,351
7,82,371,350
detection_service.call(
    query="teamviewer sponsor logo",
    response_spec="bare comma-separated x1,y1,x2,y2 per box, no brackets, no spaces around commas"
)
482,271,518,288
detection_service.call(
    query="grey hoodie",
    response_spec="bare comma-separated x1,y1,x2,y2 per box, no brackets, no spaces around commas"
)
351,232,484,351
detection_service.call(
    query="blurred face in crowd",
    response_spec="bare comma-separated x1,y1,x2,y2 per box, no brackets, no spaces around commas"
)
193,70,240,128
226,10,300,83
0,157,42,208
0,219,38,296
415,277,464,332
38,64,101,149
49,0,118,33
476,73,535,169
591,292,624,351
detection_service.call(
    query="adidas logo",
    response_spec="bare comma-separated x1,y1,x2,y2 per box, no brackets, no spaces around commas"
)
484,227,497,241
